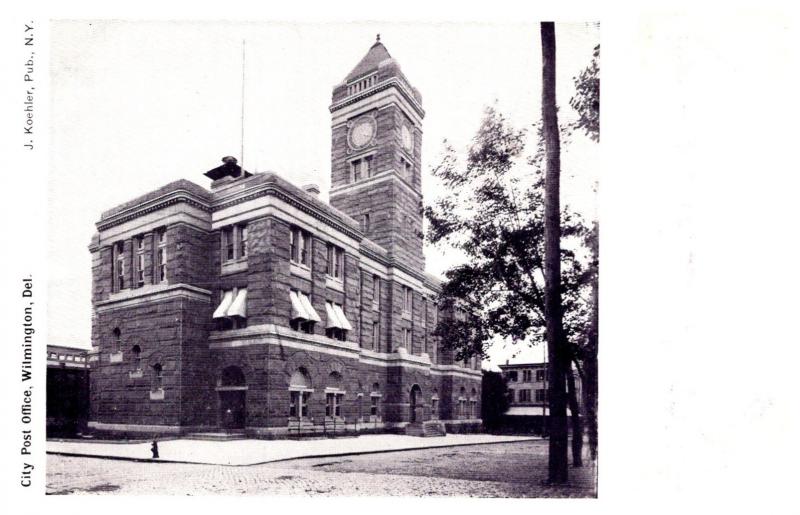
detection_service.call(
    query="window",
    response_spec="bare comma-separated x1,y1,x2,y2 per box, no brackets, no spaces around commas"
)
399,156,413,179
135,236,145,287
347,73,377,96
350,156,373,183
325,301,352,341
290,227,311,266
325,243,344,279
289,290,320,333
402,286,413,315
372,321,380,350
522,370,532,382
507,370,518,382
362,213,370,232
402,327,412,349
240,225,248,257
222,226,234,261
535,389,547,402
536,369,547,382
111,328,121,354
431,396,439,420
372,276,380,310
222,224,248,262
289,369,313,419
326,392,345,417
155,228,167,283
132,345,141,371
114,241,126,290
152,363,163,391
370,384,381,418
470,389,478,419
213,288,248,330
289,390,311,418
519,389,532,402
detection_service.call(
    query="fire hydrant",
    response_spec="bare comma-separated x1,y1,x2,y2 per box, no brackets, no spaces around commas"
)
151,439,159,459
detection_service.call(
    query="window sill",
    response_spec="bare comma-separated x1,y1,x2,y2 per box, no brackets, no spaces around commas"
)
129,369,143,379
221,258,248,276
372,303,380,312
149,388,165,401
325,276,344,292
109,352,123,363
290,262,312,280
401,310,412,320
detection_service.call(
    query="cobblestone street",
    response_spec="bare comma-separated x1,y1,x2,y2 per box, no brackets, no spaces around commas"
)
47,440,596,497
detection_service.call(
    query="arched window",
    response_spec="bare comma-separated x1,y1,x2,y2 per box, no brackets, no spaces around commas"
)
111,328,121,353
370,382,381,420
132,345,141,371
458,387,467,419
288,368,312,419
152,363,163,391
326,372,345,418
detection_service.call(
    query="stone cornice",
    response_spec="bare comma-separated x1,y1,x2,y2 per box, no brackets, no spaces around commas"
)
96,188,212,231
213,179,363,241
94,283,212,312
329,78,425,119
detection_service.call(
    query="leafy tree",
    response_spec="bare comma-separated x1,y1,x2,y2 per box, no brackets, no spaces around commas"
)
569,44,600,142
569,43,600,460
425,103,592,476
480,370,510,432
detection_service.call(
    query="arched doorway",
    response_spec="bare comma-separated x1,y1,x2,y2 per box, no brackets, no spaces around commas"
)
409,384,422,423
218,366,246,430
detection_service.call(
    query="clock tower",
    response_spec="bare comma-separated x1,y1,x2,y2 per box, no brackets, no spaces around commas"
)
329,36,425,271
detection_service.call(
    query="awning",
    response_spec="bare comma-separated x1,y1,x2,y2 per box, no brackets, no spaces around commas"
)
325,302,342,329
227,288,247,318
506,406,573,417
290,290,309,320
298,292,321,322
333,303,353,331
213,290,234,318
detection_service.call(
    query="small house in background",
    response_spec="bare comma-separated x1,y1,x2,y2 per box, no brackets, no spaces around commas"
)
47,345,90,437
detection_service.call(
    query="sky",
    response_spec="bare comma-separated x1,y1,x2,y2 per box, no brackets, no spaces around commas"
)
48,20,599,370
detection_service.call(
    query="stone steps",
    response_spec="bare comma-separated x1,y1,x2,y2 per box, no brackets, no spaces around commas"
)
405,421,446,437
184,431,247,441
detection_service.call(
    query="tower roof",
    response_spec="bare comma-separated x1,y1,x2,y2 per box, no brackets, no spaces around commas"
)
344,35,392,82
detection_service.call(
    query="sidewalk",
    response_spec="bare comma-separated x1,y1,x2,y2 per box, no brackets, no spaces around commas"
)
47,434,538,466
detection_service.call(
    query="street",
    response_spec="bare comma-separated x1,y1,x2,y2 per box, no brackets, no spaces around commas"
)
47,440,596,497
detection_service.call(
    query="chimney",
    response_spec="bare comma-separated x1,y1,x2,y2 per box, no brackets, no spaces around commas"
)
303,183,320,197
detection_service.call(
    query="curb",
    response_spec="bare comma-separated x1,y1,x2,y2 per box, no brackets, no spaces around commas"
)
46,436,541,467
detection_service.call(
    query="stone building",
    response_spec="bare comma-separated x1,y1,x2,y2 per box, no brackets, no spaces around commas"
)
47,345,90,437
87,37,482,437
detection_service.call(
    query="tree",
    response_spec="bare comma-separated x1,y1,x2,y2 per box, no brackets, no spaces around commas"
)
569,43,600,460
426,27,599,480
569,44,600,142
426,105,591,477
481,370,511,432
540,20,570,484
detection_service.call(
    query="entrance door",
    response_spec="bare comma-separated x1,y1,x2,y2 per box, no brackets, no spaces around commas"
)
410,384,422,423
218,366,247,430
219,390,246,430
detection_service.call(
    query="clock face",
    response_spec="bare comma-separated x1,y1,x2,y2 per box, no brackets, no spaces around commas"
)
401,125,413,151
349,118,375,149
